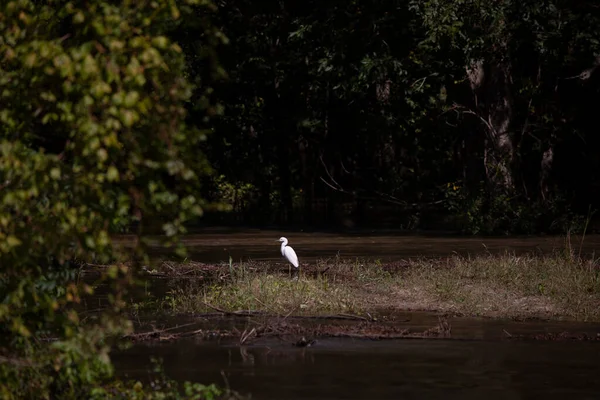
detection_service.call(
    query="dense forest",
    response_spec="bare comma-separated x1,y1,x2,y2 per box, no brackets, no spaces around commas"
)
182,0,600,234
1,1,600,398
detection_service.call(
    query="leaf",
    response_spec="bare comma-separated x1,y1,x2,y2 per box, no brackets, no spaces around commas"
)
53,54,73,77
106,166,119,181
50,167,61,179
82,54,99,78
152,36,169,49
73,11,85,24
6,235,22,249
96,148,108,162
107,265,118,279
123,91,139,108
119,109,137,127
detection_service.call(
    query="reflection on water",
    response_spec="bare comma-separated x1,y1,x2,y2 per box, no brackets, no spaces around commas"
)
108,231,600,399
113,230,600,263
113,337,600,400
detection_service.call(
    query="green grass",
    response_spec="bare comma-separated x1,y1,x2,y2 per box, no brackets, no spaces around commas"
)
133,249,600,322
155,259,383,315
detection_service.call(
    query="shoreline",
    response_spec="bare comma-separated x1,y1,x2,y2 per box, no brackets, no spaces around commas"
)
108,251,600,336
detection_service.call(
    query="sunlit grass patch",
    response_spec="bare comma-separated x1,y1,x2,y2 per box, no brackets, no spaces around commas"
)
204,274,359,314
164,259,391,316
404,251,600,320
130,249,600,321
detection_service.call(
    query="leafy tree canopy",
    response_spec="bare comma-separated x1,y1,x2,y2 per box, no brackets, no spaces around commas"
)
0,0,225,397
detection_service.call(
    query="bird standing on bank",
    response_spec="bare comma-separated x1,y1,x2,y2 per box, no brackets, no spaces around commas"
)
277,236,299,274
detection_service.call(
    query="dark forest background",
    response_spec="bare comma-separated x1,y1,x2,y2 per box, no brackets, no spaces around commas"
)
173,0,600,235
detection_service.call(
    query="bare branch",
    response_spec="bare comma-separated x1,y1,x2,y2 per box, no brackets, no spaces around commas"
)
319,154,446,208
319,176,350,193
319,154,345,191
339,159,351,174
564,56,600,80
448,103,504,152
374,190,408,206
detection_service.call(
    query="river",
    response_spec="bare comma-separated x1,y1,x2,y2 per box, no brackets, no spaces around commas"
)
109,230,600,399
115,229,600,263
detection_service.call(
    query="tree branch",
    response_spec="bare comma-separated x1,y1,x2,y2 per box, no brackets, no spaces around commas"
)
565,56,600,80
319,155,445,208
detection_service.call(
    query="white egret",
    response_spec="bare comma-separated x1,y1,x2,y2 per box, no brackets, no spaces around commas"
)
277,236,299,274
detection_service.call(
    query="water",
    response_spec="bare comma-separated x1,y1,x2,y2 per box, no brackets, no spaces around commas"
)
111,311,600,399
107,231,600,398
114,230,600,263
113,336,600,399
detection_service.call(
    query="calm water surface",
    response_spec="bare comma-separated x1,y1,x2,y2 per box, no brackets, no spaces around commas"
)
109,230,600,399
113,336,600,400
114,230,600,263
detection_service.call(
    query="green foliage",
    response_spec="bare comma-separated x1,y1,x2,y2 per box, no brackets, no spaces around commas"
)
211,175,255,212
0,0,229,398
444,181,589,235
200,0,457,222
88,359,228,399
193,0,600,232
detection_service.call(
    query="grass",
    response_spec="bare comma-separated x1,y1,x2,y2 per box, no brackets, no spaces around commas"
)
132,247,600,322
407,252,600,320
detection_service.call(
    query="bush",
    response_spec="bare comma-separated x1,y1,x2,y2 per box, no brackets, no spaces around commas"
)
0,0,229,398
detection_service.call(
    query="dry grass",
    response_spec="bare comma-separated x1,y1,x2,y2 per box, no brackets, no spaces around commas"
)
402,252,600,320
139,250,600,322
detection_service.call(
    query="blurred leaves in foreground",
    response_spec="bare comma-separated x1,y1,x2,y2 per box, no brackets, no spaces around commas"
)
0,0,230,398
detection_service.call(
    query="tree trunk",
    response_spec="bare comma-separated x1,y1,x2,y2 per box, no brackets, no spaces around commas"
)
299,138,314,226
269,4,293,224
466,58,515,193
540,147,553,201
273,94,293,224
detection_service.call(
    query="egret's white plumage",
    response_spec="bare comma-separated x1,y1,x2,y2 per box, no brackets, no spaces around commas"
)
278,236,299,268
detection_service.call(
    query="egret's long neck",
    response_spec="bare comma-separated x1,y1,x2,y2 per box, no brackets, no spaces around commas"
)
280,240,287,255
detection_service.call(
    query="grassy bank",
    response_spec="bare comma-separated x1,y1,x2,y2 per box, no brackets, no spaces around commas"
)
135,250,600,322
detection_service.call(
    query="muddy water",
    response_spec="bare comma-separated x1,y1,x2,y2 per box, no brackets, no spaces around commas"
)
111,311,600,399
113,335,600,399
115,230,600,263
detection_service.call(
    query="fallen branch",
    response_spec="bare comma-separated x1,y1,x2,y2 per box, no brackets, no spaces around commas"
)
123,322,197,340
240,327,257,345
505,331,600,342
203,302,266,317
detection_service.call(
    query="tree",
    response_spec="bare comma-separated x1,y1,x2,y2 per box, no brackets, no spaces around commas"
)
412,0,600,232
0,0,225,397
200,0,600,233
